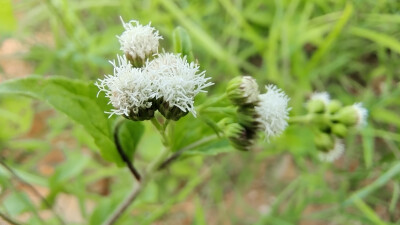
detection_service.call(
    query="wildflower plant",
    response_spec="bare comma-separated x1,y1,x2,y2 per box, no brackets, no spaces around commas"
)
0,16,369,225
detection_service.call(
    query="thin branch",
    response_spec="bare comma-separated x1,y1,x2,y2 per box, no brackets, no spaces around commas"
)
101,183,142,225
0,211,23,225
0,158,66,225
158,134,218,170
114,121,141,182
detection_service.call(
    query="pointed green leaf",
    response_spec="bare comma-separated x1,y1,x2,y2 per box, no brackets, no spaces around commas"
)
117,120,145,161
0,76,124,165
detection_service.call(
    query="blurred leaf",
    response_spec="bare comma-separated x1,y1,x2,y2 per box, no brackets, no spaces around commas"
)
305,3,353,75
351,26,400,54
371,107,400,127
183,139,233,156
0,0,16,32
0,96,33,141
362,127,374,168
3,192,32,216
117,120,145,161
173,26,194,62
89,197,121,225
47,153,90,204
353,198,387,225
193,197,207,225
0,76,124,165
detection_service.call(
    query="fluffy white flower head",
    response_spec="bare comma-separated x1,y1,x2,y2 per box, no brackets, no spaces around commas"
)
145,53,213,117
310,92,330,105
95,55,156,117
318,139,345,162
353,102,368,127
255,85,291,139
117,17,163,61
241,76,260,104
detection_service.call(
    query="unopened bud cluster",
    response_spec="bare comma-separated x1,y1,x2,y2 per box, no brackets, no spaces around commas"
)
96,18,213,121
306,92,368,162
225,76,291,151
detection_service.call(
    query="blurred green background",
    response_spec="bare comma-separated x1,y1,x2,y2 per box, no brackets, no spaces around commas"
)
1,0,400,224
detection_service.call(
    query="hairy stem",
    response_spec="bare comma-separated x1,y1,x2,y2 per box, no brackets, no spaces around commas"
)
101,183,142,225
102,117,172,225
114,120,141,182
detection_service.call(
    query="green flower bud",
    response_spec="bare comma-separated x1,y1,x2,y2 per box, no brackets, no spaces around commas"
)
237,106,259,131
158,100,189,121
314,132,334,152
123,98,158,121
307,99,325,113
226,76,259,106
332,106,359,126
327,100,342,114
226,123,253,151
311,114,331,132
331,123,348,138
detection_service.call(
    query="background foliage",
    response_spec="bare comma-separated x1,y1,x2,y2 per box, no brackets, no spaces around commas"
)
0,0,400,224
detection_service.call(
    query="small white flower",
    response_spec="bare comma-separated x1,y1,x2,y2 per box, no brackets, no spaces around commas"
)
353,102,368,127
95,55,156,117
310,92,330,105
145,53,213,117
241,76,260,104
117,17,163,61
255,85,291,139
318,139,345,162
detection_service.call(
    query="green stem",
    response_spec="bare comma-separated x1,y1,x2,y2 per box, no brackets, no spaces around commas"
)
103,118,172,225
288,114,312,124
150,117,169,146
0,211,22,225
196,93,228,111
158,134,219,170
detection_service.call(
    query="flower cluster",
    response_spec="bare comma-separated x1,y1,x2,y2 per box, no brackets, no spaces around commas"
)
306,92,368,162
96,19,213,121
225,76,291,151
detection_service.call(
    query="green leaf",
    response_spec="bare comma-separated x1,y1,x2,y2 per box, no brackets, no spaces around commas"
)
3,192,31,216
0,76,124,165
350,26,400,54
172,26,194,62
0,0,16,32
117,120,145,161
183,139,233,156
0,96,33,141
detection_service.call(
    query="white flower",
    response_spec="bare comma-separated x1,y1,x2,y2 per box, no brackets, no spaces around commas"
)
318,139,345,162
310,92,330,106
241,76,260,104
117,17,163,61
353,102,368,127
144,53,213,117
95,55,156,117
255,85,291,139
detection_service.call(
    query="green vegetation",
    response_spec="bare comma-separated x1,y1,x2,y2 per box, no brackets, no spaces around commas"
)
0,0,399,224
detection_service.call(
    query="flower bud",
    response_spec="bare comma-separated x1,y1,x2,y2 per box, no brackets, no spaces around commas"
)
158,100,189,121
226,123,253,151
306,99,325,113
237,106,259,131
318,138,345,162
331,123,347,138
314,132,334,152
226,76,259,106
311,114,331,132
333,103,367,127
327,100,342,114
